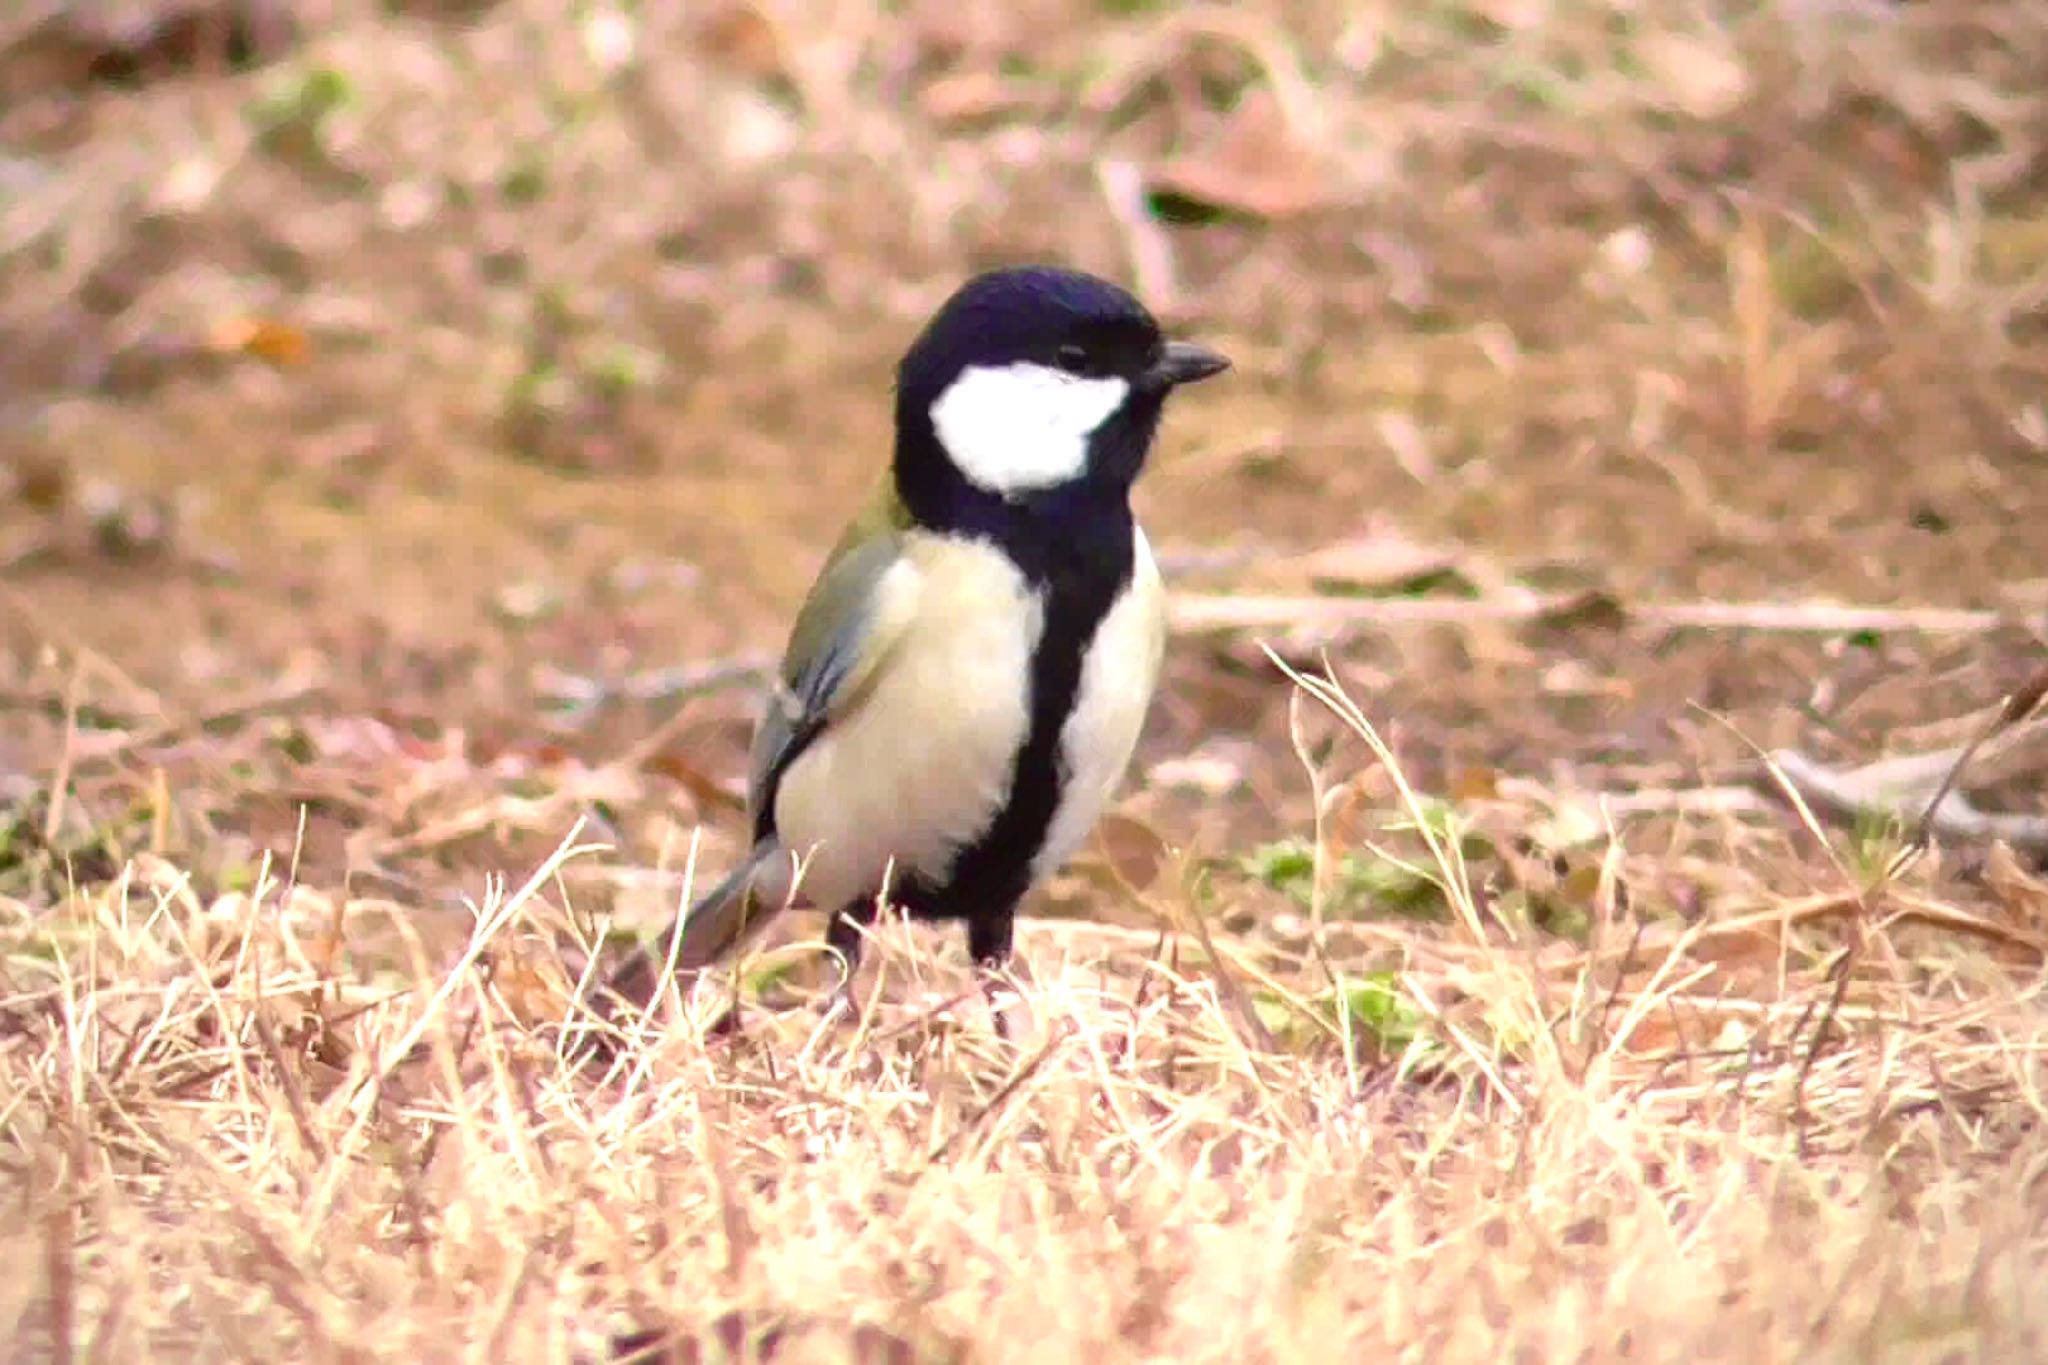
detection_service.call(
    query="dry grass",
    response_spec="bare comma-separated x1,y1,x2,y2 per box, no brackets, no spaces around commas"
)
7,670,2048,1362
6,0,2048,1359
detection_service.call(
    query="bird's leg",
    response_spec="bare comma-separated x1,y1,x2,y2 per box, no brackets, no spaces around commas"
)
968,905,1031,1041
823,904,869,1025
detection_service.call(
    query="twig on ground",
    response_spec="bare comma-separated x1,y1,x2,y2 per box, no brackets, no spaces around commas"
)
1904,666,2048,852
1758,666,2048,857
1171,590,2021,639
64,675,329,776
533,654,773,716
361,698,723,863
1765,744,2048,853
1595,785,1777,819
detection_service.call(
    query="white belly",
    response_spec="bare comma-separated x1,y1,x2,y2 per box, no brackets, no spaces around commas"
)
1033,528,1167,881
770,534,1040,911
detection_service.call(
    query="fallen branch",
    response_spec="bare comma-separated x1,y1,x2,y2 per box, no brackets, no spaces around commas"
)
1642,888,2048,962
1169,590,2015,638
1594,785,1777,819
533,653,773,715
1761,666,2048,857
1903,667,2048,850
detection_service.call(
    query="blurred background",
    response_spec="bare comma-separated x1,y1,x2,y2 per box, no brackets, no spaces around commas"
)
2,0,2044,924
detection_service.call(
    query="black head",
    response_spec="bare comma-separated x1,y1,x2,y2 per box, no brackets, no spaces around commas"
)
892,265,1229,532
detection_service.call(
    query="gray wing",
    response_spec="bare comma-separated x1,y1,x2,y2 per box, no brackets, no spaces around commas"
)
745,528,916,846
602,529,917,1001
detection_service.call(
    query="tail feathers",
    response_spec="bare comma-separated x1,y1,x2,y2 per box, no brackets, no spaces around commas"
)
602,843,786,1009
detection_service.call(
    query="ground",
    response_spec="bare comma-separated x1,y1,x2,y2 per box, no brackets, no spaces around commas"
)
3,1,2047,1361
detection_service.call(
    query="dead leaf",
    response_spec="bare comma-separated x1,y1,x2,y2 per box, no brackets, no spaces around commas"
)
209,316,309,366
0,1,299,99
1283,533,1462,596
1447,766,1500,802
894,0,1041,68
1608,1000,1719,1058
1984,842,2048,934
1637,32,1749,121
488,945,570,1027
6,442,70,513
693,2,794,87
1533,589,1629,633
1146,90,1331,221
1095,812,1171,892
643,747,748,813
1147,740,1255,797
1540,658,1633,699
303,714,409,763
919,70,1029,126
1996,579,2048,619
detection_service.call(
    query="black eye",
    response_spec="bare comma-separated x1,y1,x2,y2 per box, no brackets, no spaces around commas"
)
1054,344,1090,374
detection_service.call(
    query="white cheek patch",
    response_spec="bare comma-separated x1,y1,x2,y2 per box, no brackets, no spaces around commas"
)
928,362,1130,497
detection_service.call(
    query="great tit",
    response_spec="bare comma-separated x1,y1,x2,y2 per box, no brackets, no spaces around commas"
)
604,264,1230,1024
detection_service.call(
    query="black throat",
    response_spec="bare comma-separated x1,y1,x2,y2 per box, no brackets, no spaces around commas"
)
891,421,1141,927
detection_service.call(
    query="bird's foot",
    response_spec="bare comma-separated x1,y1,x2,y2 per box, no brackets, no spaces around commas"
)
980,967,1033,1043
822,977,865,1030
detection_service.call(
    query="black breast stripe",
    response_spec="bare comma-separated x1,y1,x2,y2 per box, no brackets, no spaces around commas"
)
887,389,1158,940
934,510,1133,919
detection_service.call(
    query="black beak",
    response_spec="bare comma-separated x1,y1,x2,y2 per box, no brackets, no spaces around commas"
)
1148,339,1232,389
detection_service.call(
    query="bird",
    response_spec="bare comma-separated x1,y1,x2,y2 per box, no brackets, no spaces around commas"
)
601,264,1230,1034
